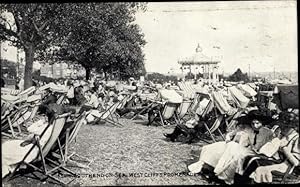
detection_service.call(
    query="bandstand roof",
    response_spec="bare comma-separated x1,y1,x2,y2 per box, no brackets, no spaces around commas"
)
178,45,221,65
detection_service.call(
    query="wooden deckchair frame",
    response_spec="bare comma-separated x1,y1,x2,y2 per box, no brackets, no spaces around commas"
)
130,99,155,120
193,98,225,143
211,91,242,135
8,112,76,185
243,156,300,184
147,101,179,127
90,101,123,127
113,94,132,120
174,99,193,124
2,100,43,138
51,111,93,168
1,103,33,138
277,165,300,184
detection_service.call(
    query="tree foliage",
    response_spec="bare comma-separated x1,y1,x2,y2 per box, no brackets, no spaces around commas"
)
146,72,178,84
0,4,71,89
0,3,147,88
53,3,146,80
228,68,249,82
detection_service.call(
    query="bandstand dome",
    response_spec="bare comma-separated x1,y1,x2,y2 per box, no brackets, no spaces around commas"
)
178,45,221,65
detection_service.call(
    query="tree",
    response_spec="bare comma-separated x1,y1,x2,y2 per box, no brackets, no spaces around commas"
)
228,68,249,82
146,72,177,84
0,4,70,89
53,3,146,80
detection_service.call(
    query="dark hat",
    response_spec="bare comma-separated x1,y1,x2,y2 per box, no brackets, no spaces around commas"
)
278,111,299,129
247,110,275,125
235,110,275,126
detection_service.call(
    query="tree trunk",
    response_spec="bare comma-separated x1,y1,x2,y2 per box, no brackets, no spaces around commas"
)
104,71,107,80
24,44,35,90
85,67,90,81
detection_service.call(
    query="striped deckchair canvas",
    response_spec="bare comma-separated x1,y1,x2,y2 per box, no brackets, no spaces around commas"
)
178,82,195,99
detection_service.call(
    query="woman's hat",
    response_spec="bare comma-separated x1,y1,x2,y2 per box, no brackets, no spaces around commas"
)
278,111,299,129
247,110,275,125
234,110,274,126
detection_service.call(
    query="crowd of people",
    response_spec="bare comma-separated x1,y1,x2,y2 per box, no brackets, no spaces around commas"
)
1,75,299,184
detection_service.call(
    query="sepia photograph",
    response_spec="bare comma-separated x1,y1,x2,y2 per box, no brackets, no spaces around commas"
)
1,1,299,186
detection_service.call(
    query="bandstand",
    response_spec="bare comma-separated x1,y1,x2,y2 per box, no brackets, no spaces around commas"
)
178,44,221,84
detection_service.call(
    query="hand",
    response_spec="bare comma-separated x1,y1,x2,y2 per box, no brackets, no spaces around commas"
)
20,140,32,147
280,138,289,147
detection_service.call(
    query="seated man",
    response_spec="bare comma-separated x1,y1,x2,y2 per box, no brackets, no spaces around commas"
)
42,90,58,105
73,85,86,106
116,94,155,118
79,89,99,113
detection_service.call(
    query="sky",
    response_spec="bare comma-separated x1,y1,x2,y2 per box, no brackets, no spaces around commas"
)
134,1,298,75
1,1,297,76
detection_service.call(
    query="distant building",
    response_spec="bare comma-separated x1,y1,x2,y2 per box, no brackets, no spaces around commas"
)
40,62,85,79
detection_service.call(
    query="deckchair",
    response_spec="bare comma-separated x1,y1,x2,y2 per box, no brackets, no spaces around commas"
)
174,99,193,123
18,86,36,97
1,87,22,95
130,96,158,120
87,101,123,127
178,82,195,99
51,111,93,168
1,98,40,138
147,101,179,127
198,100,225,142
202,115,224,142
8,112,76,185
195,97,225,143
242,154,300,184
1,105,25,138
56,94,66,105
228,86,250,109
272,165,300,184
113,94,132,120
5,99,43,136
187,92,211,118
212,91,240,132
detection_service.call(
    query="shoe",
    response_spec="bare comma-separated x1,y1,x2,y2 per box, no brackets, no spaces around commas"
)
163,133,171,138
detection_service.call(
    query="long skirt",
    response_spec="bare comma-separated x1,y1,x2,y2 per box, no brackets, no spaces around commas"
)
214,141,255,184
188,141,227,174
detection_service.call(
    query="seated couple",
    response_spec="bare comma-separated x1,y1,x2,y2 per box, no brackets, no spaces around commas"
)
187,110,299,184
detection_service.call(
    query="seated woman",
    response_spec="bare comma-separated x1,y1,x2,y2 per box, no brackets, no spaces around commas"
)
241,111,299,184
188,110,275,184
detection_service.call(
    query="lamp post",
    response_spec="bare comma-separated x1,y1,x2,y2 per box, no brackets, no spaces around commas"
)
248,64,251,81
0,41,2,64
